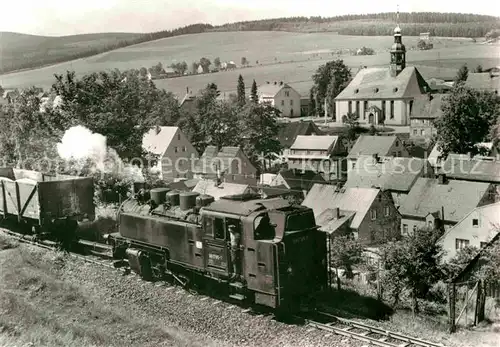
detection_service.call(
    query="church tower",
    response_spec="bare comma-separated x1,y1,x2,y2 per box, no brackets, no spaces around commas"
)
390,10,406,77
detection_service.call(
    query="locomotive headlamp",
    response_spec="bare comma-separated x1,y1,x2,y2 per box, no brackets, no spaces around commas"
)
287,265,293,275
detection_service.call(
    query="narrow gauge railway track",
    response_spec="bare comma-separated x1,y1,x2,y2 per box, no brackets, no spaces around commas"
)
0,227,116,269
300,310,447,347
1,227,449,347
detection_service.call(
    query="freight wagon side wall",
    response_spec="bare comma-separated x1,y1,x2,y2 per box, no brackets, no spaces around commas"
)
38,178,95,221
0,168,15,180
0,178,40,220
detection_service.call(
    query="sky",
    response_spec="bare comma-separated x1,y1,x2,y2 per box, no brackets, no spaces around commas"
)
1,0,498,36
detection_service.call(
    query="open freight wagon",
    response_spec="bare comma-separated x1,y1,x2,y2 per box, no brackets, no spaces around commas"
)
0,168,95,234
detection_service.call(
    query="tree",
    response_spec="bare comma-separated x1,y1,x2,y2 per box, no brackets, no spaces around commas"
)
342,112,361,142
199,57,211,73
446,246,479,280
330,235,364,288
312,59,352,120
191,62,199,74
171,61,188,75
308,87,316,117
455,64,469,84
381,227,444,314
239,103,282,168
150,62,165,76
214,57,221,69
250,80,258,104
237,75,246,107
475,65,483,73
433,84,500,157
0,84,4,98
51,69,180,159
0,87,60,164
241,57,248,67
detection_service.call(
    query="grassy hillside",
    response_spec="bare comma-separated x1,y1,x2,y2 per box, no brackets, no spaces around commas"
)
0,31,145,74
0,12,499,74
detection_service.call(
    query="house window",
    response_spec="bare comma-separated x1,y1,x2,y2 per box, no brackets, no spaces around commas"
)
290,99,293,106
455,238,470,250
285,91,290,97
352,162,356,169
363,100,368,111
390,100,395,119
177,133,181,140
371,209,377,220
428,221,433,227
348,101,352,114
281,100,285,106
174,146,178,153
355,101,360,116
382,100,386,116
397,151,401,156
182,146,186,152
403,224,408,234
409,100,414,114
413,225,417,232
384,206,390,216
413,129,418,135
420,129,425,136
472,218,479,227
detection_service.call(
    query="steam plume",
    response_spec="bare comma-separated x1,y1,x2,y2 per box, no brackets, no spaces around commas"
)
57,125,144,182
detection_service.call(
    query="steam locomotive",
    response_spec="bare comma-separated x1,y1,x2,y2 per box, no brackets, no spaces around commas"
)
106,184,328,312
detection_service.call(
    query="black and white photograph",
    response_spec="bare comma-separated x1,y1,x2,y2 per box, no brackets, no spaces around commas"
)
0,1,499,346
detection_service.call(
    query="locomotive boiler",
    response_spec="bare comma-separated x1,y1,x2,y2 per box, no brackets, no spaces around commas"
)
106,186,327,311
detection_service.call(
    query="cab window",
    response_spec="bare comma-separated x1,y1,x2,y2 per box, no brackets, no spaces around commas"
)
254,214,275,240
214,217,225,240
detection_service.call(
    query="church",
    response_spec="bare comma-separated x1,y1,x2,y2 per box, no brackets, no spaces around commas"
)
334,25,430,127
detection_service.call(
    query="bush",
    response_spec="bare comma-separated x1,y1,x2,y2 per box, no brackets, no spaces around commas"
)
426,281,448,304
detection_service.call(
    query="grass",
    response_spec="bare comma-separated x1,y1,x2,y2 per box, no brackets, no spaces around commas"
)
1,31,498,99
0,234,216,347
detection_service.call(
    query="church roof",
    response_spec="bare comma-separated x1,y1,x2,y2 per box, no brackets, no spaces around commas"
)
335,66,429,101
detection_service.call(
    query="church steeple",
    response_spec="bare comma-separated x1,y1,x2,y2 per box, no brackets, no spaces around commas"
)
390,6,406,77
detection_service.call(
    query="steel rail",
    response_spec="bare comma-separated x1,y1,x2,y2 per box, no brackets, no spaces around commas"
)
317,311,447,347
302,311,448,347
0,227,116,269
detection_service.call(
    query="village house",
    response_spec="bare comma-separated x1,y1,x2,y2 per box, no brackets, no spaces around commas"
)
334,26,430,126
347,135,409,175
192,180,254,200
438,202,500,262
344,156,433,208
287,135,347,182
192,146,258,186
409,93,445,143
439,155,500,201
398,174,495,236
427,142,499,170
258,81,301,118
302,184,401,245
465,72,500,94
257,185,302,200
142,126,199,181
277,121,322,158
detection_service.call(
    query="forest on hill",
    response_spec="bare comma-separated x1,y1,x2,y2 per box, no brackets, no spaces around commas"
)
1,12,498,75
214,12,500,37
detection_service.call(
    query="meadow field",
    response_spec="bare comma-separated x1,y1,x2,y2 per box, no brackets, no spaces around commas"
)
1,31,499,99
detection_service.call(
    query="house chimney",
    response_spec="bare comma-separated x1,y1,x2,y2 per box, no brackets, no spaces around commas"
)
372,153,379,163
155,125,161,135
334,207,340,219
438,173,446,184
